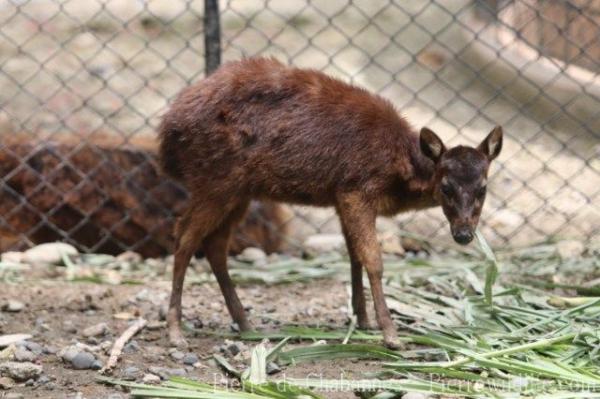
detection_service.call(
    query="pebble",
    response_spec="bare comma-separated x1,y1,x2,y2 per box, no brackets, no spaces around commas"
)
14,347,36,362
148,366,186,380
2,300,24,313
5,393,24,399
62,321,78,334
170,351,185,361
122,366,141,381
59,346,80,363
0,334,32,348
0,252,24,264
70,352,96,370
182,353,198,365
0,376,15,389
23,242,78,265
24,342,43,355
303,233,345,254
142,373,161,384
0,362,42,381
123,340,140,353
82,322,108,338
237,247,267,263
91,360,103,370
227,342,241,356
38,375,51,385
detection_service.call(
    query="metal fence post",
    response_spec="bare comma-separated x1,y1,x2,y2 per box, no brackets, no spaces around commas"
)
204,0,221,75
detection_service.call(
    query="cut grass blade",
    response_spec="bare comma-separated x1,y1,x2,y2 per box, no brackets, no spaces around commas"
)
475,230,498,309
278,343,402,365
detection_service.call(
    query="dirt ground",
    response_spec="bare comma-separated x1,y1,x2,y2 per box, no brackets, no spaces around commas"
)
0,275,385,399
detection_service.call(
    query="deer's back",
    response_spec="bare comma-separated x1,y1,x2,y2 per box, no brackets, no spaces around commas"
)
159,58,417,205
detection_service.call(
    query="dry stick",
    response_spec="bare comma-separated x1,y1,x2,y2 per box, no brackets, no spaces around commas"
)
100,318,147,375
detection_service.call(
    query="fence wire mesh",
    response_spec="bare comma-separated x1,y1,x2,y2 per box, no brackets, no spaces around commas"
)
0,0,598,256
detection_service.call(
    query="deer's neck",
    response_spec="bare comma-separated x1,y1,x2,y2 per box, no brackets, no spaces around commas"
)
377,138,439,216
402,132,439,205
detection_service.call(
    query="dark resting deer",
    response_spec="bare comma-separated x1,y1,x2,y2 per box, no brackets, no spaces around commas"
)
158,57,503,348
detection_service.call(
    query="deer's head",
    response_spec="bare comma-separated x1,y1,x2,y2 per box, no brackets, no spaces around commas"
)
420,126,503,245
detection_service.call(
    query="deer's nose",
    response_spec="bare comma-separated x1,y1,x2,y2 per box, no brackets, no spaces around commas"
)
452,227,474,245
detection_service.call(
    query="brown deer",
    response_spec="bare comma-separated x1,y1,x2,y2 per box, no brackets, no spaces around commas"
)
158,57,503,348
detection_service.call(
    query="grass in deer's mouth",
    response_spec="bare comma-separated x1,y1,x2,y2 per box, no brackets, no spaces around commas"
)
100,233,600,398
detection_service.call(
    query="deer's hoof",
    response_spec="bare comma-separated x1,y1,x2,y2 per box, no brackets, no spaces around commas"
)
383,331,403,350
169,328,189,349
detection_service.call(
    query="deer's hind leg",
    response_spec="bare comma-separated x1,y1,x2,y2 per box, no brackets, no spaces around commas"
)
203,200,251,331
167,198,238,348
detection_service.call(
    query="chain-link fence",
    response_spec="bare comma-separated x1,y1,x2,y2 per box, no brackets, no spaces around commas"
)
0,0,598,255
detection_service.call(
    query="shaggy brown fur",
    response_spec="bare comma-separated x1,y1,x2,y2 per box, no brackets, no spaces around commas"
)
0,135,288,257
159,57,503,348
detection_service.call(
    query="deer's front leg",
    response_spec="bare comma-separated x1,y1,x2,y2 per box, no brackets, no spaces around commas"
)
336,192,399,349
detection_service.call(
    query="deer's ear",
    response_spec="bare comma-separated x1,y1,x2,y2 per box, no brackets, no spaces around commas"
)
420,127,446,163
478,126,503,161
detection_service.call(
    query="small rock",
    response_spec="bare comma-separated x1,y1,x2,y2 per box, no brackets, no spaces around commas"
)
227,343,241,356
43,346,58,355
38,375,50,385
303,234,345,254
0,252,24,264
5,393,24,399
123,340,140,354
91,360,103,370
230,322,240,333
2,300,24,313
70,352,96,370
170,351,185,361
82,322,108,338
102,270,122,285
402,393,429,399
0,334,32,348
192,319,204,329
237,247,267,263
0,362,42,381
0,376,15,389
23,242,78,265
142,373,161,384
379,231,405,255
59,344,95,362
62,321,77,334
182,353,198,365
122,366,141,381
14,347,36,362
135,289,150,302
148,366,186,380
400,237,425,253
24,342,43,355
556,240,585,260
